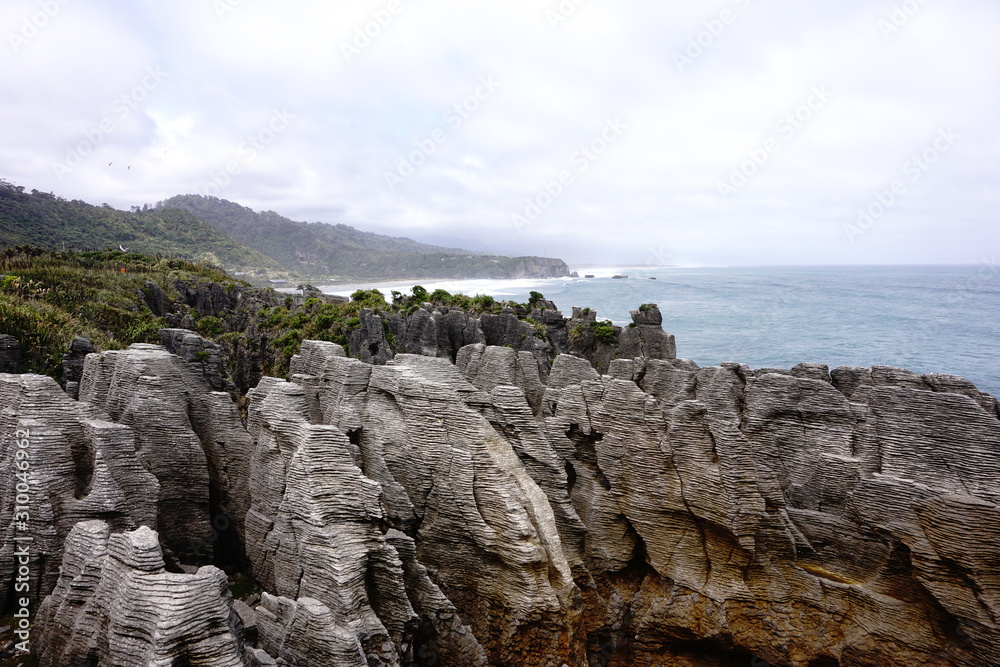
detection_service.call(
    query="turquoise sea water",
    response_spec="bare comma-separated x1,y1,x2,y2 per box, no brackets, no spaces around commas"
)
321,264,1000,397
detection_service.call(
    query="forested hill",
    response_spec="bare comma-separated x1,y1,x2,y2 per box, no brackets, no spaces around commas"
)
0,180,570,282
0,180,282,273
158,194,570,281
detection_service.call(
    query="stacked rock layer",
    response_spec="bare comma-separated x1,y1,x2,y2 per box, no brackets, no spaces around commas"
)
4,317,998,666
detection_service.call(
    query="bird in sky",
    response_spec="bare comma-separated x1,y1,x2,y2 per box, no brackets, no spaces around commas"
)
119,244,129,252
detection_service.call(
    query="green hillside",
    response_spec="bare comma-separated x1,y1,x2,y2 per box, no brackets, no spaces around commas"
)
0,246,243,377
158,194,569,281
0,180,282,273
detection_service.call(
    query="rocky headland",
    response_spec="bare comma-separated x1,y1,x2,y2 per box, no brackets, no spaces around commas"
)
2,301,998,666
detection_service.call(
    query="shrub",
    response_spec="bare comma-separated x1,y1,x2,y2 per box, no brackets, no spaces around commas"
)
429,288,452,303
591,320,617,344
524,317,547,339
196,316,225,338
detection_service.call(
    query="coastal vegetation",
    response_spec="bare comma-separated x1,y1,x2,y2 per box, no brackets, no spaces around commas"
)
0,245,235,378
0,247,578,388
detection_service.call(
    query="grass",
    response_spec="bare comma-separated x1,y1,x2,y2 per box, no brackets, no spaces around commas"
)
0,246,242,378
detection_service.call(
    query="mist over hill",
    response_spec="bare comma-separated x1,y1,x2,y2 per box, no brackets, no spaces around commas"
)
157,194,569,281
0,181,570,282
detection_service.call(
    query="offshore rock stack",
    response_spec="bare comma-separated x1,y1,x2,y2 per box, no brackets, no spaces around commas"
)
1,303,998,666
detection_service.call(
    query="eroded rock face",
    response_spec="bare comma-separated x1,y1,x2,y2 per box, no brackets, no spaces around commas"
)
243,342,568,665
160,328,230,392
78,342,252,566
242,341,1000,666
0,373,158,609
521,355,999,666
351,302,676,380
20,328,1000,666
34,521,246,667
241,342,578,664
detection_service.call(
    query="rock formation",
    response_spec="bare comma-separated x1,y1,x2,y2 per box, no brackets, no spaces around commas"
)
77,340,253,567
34,521,247,666
352,302,675,380
61,336,94,399
12,305,1000,666
0,373,158,610
0,334,20,373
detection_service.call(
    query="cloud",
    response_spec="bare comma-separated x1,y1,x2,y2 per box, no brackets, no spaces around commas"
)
1,0,998,266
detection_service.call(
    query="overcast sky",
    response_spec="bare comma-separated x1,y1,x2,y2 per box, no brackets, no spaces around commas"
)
1,0,998,266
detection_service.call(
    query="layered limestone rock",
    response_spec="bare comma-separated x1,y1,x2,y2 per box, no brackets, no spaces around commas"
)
19,323,1000,666
242,341,579,665
616,304,676,361
0,373,158,609
34,521,246,667
511,354,1000,666
243,371,416,666
352,301,675,380
240,340,1000,665
160,327,231,392
78,341,252,566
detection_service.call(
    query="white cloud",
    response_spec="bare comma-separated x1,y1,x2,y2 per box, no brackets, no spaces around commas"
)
1,0,999,265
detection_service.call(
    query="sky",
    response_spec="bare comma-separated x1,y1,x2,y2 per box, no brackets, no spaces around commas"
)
1,0,998,267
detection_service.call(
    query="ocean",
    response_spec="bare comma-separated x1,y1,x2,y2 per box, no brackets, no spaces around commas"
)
319,264,1000,397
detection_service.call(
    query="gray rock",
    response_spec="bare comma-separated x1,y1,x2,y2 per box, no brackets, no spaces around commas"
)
255,594,368,666
159,328,231,391
20,329,1000,667
790,361,831,382
78,343,252,567
61,337,94,399
0,335,19,373
233,599,258,644
0,374,159,610
34,521,246,667
258,347,581,665
617,304,676,361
